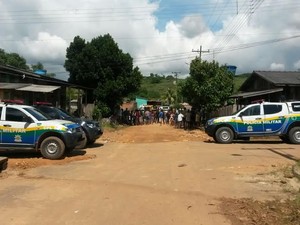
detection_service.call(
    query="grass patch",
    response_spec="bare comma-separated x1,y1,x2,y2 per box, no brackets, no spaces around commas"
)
101,119,127,131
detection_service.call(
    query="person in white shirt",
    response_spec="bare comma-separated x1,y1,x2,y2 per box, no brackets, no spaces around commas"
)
177,111,184,128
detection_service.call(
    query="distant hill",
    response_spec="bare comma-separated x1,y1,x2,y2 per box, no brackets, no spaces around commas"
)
233,73,251,93
132,74,179,101
131,73,251,101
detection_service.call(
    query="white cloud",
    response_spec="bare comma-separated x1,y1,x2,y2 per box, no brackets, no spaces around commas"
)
270,63,285,71
178,15,208,38
294,60,300,70
0,0,299,80
20,32,68,62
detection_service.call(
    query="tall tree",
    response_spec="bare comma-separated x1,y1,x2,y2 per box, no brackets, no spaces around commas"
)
64,34,143,116
0,48,29,70
181,59,234,115
31,62,44,71
31,62,56,78
163,88,175,105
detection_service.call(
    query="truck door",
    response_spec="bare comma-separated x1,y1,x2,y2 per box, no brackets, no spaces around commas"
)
236,104,264,134
1,107,35,147
263,103,286,133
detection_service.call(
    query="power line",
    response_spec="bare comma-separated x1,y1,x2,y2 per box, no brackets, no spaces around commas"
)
135,35,300,66
36,35,300,74
0,1,298,24
208,0,265,61
212,35,300,54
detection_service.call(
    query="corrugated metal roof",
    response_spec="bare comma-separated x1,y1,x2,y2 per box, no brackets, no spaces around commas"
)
255,71,300,85
17,84,60,92
0,64,92,90
0,83,28,89
0,83,60,93
231,88,283,98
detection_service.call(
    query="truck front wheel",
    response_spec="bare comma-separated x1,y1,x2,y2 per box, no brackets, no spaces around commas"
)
215,127,234,144
288,127,300,144
40,137,65,159
76,135,87,149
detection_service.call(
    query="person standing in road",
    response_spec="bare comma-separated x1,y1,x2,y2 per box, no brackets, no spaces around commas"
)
158,109,164,126
177,111,184,128
182,108,187,129
185,109,191,130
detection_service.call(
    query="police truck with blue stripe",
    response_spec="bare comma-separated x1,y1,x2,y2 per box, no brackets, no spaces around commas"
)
0,102,84,159
205,102,300,144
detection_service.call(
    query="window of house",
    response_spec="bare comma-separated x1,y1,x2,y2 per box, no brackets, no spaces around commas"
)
263,105,282,115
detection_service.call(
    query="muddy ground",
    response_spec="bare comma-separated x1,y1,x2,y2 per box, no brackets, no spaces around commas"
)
1,123,300,225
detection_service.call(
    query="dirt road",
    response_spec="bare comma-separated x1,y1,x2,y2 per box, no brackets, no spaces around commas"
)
0,124,300,225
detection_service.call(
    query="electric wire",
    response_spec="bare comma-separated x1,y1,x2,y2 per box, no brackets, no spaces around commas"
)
0,0,298,24
207,0,265,61
0,0,298,71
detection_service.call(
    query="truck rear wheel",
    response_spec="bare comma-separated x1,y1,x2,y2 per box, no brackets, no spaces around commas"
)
215,127,234,144
40,137,65,159
288,127,300,144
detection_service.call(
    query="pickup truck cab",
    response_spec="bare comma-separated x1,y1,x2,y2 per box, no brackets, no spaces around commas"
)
0,103,84,159
34,104,103,148
205,101,300,144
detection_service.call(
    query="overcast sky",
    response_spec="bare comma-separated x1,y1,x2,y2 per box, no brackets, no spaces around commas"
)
0,0,300,80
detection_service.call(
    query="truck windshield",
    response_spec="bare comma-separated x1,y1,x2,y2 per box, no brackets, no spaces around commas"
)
24,107,52,121
231,106,247,116
57,108,74,120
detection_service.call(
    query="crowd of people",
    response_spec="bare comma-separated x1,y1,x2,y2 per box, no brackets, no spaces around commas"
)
118,107,202,130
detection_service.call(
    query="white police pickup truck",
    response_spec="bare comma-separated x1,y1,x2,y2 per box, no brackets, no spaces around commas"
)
205,101,300,144
0,103,84,159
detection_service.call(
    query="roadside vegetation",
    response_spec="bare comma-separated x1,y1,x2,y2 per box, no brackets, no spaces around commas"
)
64,34,143,117
130,73,180,101
0,48,56,77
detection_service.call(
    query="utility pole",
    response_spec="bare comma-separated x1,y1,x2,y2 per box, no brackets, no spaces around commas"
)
192,45,210,60
172,71,180,104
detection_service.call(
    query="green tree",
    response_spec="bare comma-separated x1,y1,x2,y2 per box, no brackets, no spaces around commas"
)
31,62,56,78
162,88,175,105
149,73,162,84
64,34,143,116
0,48,29,70
181,59,234,115
31,62,44,71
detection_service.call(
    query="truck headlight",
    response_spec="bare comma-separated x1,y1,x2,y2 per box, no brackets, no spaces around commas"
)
86,123,95,129
207,119,215,126
67,127,77,133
